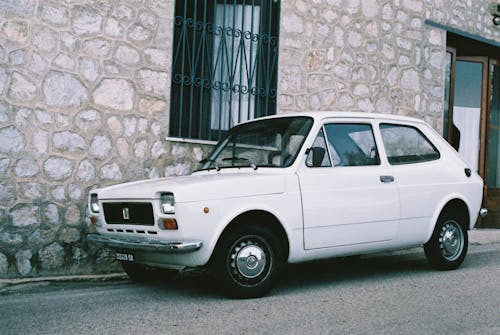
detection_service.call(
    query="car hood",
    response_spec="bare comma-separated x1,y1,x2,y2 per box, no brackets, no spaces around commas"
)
95,170,286,202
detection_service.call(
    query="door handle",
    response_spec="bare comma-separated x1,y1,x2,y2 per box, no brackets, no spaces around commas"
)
380,175,394,183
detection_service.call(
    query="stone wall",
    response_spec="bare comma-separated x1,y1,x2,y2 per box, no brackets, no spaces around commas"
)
1,0,499,278
278,0,500,132
0,0,218,278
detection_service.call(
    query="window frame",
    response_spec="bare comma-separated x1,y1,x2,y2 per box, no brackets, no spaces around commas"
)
169,0,280,142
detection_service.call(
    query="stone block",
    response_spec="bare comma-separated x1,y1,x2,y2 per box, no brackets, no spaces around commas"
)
8,71,37,102
68,184,82,200
71,6,103,35
0,158,10,173
75,109,101,132
14,157,39,177
29,52,49,76
127,24,153,43
0,66,7,96
0,252,8,276
151,140,165,159
50,185,66,201
82,38,112,58
27,227,57,250
38,242,65,270
114,43,141,65
32,26,59,55
53,53,76,71
90,135,112,159
44,157,73,181
133,139,148,158
135,68,168,97
76,159,95,182
53,131,86,153
59,227,80,243
10,204,40,227
43,204,60,225
0,126,24,154
9,48,28,65
19,182,47,200
401,69,420,91
33,131,48,156
0,183,15,206
101,163,122,181
1,21,29,45
15,250,32,276
0,232,24,254
38,2,70,26
0,0,36,17
42,71,89,108
61,32,80,53
104,17,124,37
79,57,100,83
93,78,135,111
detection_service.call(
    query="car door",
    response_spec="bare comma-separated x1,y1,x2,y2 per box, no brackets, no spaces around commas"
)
298,120,400,250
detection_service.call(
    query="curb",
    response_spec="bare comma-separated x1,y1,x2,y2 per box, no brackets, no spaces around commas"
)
0,273,127,294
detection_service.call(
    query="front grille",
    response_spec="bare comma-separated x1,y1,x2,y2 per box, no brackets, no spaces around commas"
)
103,202,154,226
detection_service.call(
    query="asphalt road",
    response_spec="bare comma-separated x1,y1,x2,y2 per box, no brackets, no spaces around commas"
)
1,243,499,335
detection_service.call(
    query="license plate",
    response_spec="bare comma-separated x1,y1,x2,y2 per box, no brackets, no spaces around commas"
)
115,252,134,262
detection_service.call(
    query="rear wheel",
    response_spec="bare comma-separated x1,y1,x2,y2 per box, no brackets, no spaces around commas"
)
213,225,283,298
121,262,177,282
424,213,468,270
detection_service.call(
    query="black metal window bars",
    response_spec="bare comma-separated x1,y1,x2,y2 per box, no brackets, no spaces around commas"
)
170,0,280,142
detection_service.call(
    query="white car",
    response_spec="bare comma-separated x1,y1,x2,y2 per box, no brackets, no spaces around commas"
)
88,112,486,298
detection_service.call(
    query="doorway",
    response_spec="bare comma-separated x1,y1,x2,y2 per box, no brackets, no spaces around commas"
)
444,34,500,228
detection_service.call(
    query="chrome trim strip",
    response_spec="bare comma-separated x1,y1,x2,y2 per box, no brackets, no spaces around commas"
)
87,234,203,253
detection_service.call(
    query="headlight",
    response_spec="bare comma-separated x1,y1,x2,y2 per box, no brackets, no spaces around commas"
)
90,193,100,213
160,192,175,214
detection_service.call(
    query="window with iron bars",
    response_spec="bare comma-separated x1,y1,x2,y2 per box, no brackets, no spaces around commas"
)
169,0,280,142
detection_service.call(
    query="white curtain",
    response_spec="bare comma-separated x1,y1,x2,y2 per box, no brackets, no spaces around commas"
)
453,106,481,171
211,4,260,130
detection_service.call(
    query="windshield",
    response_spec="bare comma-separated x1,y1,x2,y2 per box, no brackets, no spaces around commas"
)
197,116,314,171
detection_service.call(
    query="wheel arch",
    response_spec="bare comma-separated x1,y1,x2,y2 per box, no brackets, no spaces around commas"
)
427,197,471,242
210,210,290,265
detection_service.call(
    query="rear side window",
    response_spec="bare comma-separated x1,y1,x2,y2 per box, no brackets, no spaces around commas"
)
380,124,440,164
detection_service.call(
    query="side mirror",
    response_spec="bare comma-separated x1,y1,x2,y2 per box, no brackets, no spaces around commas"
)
306,147,326,167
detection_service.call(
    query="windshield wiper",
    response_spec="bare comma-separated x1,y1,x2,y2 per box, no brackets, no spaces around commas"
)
221,156,249,162
197,158,220,171
221,157,258,170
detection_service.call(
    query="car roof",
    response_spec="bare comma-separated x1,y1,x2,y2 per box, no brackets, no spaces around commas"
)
240,111,427,126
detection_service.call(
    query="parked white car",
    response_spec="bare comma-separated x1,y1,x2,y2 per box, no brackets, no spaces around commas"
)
88,112,486,298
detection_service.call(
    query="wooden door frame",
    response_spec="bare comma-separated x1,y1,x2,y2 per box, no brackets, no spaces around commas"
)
445,47,456,143
484,58,500,198
446,55,489,179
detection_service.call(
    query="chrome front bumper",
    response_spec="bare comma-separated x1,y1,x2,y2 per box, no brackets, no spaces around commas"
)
87,234,203,253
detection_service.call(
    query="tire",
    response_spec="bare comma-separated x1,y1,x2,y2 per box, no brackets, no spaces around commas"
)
121,262,177,283
424,213,468,270
213,225,283,298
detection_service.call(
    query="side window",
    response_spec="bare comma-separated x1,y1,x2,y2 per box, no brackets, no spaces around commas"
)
380,124,440,164
306,128,332,167
324,124,380,167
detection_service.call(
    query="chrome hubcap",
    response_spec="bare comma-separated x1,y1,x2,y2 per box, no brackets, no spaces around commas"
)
231,242,267,279
439,220,464,261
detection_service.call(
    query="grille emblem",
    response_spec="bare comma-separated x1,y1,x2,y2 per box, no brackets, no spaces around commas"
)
122,207,130,220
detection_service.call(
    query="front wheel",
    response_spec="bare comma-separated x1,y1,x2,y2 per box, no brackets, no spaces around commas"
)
424,214,468,270
213,225,283,298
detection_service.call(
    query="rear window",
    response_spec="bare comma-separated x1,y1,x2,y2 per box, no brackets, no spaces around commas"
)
380,124,440,164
